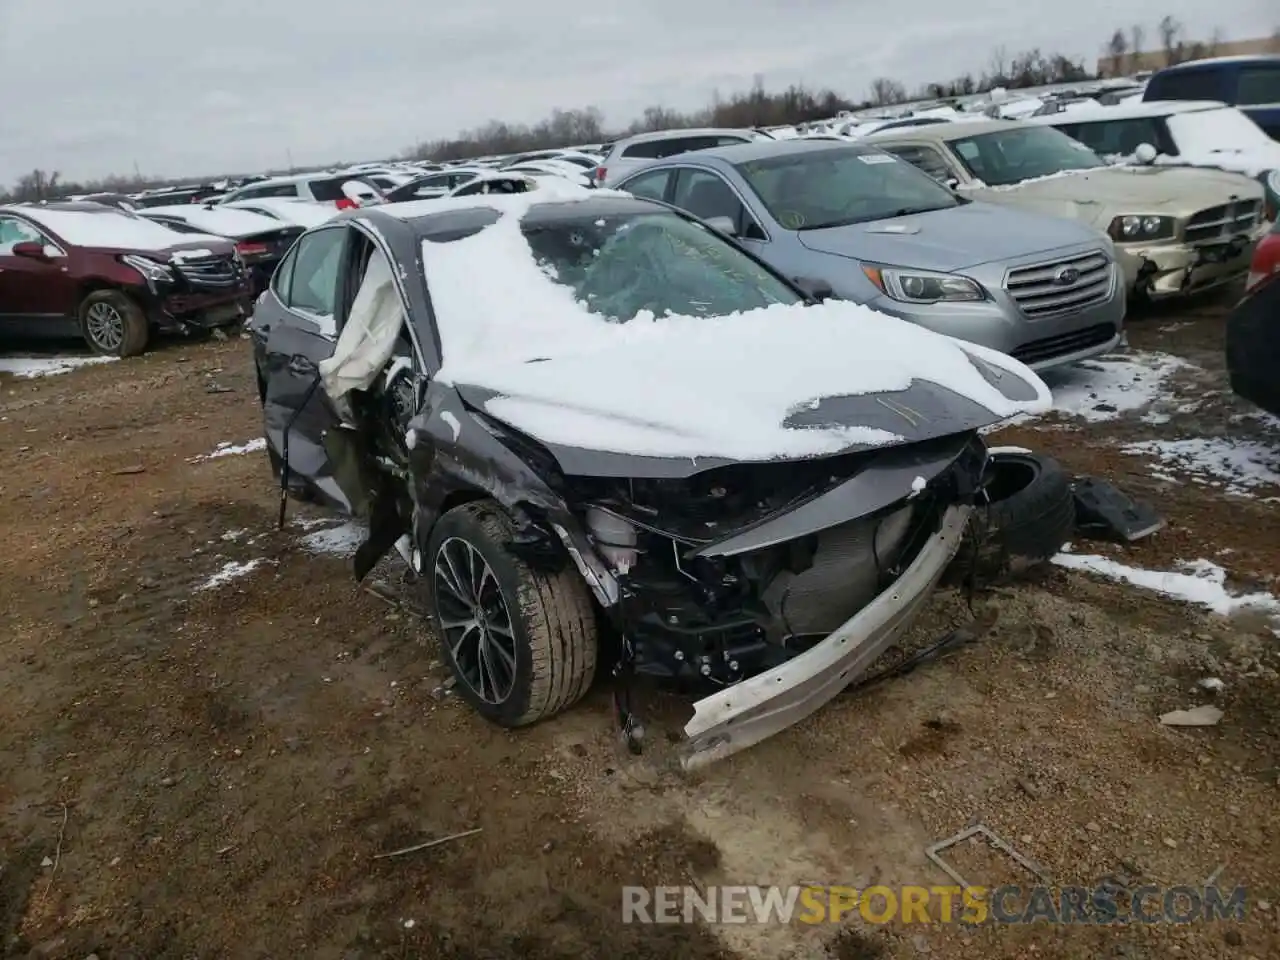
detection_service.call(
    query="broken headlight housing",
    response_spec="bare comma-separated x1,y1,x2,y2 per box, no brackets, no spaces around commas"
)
861,264,984,303
121,254,175,285
1107,214,1175,243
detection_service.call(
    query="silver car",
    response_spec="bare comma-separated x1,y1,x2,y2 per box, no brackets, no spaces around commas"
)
614,139,1126,370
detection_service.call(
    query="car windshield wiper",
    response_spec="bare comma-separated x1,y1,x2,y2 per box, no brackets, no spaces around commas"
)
795,205,947,230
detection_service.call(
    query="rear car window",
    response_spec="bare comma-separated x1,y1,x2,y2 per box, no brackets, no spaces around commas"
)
307,178,359,202
1055,117,1172,156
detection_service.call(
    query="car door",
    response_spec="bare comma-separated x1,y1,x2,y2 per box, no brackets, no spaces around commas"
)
0,215,77,336
256,225,362,510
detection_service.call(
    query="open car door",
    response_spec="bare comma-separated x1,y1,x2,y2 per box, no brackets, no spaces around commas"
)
1226,271,1280,418
258,223,423,576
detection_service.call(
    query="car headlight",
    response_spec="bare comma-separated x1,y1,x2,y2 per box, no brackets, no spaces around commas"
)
860,265,984,303
121,254,175,283
1107,214,1175,242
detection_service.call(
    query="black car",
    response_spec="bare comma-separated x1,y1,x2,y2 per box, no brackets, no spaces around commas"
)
137,204,305,295
246,192,1050,768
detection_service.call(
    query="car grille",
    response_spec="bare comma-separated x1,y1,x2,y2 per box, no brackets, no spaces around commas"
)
170,254,242,289
1005,250,1113,318
1010,323,1118,366
1184,199,1262,245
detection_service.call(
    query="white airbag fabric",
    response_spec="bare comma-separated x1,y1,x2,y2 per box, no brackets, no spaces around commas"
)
318,250,404,401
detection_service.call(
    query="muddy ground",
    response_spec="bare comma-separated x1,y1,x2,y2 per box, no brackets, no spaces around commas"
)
2,296,1278,960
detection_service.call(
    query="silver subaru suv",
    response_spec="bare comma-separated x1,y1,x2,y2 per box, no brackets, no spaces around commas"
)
615,138,1126,370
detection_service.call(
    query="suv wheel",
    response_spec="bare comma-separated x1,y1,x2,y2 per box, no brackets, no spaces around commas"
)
80,290,149,357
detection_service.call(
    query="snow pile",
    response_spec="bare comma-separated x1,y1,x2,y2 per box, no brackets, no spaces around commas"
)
0,355,118,378
1054,551,1280,629
298,520,366,557
1122,438,1280,496
196,558,267,591
191,438,267,462
1038,352,1190,423
419,192,1051,460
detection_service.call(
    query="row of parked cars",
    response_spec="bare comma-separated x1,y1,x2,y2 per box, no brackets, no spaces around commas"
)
1,55,1277,363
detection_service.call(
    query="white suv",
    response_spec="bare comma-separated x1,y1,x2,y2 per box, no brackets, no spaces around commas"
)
593,128,767,186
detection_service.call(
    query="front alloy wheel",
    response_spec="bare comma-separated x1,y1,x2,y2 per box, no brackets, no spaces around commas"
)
85,301,126,353
433,536,518,704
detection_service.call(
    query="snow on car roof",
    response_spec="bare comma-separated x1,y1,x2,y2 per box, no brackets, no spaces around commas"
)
412,188,1051,461
222,198,336,228
1027,99,1227,124
138,204,281,238
12,204,223,250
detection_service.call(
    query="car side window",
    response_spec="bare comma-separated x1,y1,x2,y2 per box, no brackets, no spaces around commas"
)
286,228,346,333
1148,69,1220,101
272,245,298,302
1058,117,1167,157
881,145,955,183
671,168,765,240
1234,65,1280,106
621,168,673,201
0,216,48,255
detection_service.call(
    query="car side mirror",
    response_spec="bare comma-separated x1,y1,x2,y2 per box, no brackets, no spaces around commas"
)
944,177,960,190
703,215,737,236
1133,143,1158,165
794,276,834,302
11,241,49,260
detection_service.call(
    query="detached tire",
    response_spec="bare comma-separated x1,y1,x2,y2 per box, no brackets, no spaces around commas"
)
80,290,149,357
426,501,598,727
950,450,1074,583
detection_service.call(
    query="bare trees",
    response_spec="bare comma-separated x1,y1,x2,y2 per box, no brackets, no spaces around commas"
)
868,77,908,106
1158,15,1184,65
1105,29,1128,76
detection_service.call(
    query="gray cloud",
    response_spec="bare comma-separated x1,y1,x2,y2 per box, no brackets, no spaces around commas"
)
0,0,1270,184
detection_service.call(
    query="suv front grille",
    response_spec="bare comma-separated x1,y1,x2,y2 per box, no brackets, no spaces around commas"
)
1005,250,1113,318
170,254,241,288
1184,199,1262,245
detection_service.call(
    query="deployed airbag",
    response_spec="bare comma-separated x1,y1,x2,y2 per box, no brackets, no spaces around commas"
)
318,249,404,402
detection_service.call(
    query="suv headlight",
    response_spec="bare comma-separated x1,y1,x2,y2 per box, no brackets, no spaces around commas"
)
1107,214,1175,242
861,265,984,303
121,254,175,283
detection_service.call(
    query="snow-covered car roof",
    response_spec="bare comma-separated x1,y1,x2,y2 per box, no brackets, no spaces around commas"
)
221,198,338,228
1026,99,1229,124
137,204,283,238
9,203,225,251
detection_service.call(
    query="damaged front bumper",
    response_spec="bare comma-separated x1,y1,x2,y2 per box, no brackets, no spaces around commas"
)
679,503,970,770
1118,225,1266,299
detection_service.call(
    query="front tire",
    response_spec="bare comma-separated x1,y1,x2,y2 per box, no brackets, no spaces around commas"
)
80,290,149,357
427,501,598,727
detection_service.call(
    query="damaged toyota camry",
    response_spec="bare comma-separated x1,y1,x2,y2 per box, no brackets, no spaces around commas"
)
247,183,1051,769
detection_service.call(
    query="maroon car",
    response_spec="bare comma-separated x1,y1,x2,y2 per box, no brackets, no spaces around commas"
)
0,202,253,356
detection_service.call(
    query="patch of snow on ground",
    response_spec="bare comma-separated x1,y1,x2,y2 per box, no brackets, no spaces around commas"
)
191,438,267,462
299,520,366,558
1037,352,1190,423
1053,552,1280,628
1122,438,1280,496
0,355,118,378
196,558,267,591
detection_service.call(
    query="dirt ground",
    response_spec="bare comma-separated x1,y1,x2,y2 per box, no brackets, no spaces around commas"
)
2,296,1279,960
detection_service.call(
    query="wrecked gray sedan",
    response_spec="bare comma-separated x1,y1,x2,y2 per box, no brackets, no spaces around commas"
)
247,185,1051,768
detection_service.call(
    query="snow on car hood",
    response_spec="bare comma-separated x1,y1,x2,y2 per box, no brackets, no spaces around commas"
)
422,190,1051,463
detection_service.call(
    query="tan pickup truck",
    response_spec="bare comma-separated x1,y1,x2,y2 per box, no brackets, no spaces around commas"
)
866,119,1267,300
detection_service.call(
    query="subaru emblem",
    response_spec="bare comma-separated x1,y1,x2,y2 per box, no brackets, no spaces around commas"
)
1054,266,1081,286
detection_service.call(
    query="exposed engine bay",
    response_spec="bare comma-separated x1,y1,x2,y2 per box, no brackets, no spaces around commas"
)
568,433,989,688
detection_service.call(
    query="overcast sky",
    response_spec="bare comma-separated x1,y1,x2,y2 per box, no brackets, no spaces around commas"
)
0,0,1272,185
